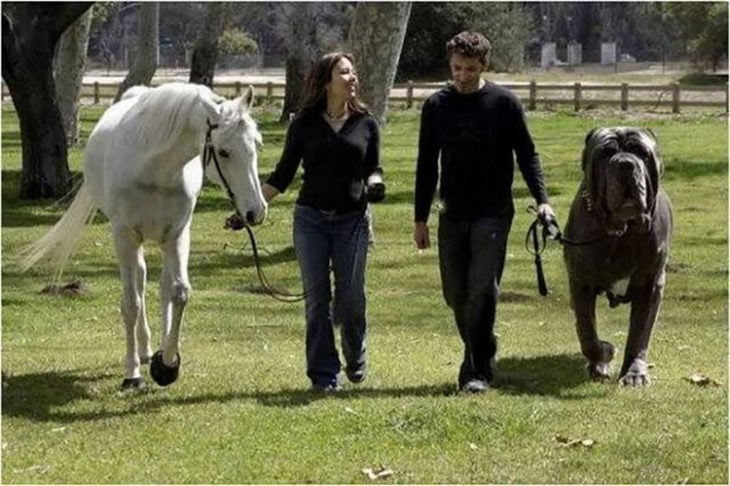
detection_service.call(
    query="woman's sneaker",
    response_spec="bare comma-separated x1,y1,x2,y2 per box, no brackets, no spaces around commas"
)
460,378,488,393
311,382,341,393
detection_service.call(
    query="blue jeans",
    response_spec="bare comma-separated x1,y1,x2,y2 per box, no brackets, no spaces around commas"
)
438,213,512,385
293,204,370,387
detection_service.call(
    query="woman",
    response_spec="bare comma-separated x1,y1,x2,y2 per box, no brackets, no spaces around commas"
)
262,52,385,392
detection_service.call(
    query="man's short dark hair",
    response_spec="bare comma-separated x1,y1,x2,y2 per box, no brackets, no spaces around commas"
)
446,31,491,66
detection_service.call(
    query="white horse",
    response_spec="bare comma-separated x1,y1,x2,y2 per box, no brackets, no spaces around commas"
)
21,82,267,390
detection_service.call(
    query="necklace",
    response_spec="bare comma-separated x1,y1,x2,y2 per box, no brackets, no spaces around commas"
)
326,108,348,120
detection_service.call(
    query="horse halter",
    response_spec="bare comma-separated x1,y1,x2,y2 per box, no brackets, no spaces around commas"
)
203,120,240,218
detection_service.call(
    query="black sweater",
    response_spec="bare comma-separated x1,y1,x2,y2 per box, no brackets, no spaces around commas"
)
267,111,382,214
414,82,548,222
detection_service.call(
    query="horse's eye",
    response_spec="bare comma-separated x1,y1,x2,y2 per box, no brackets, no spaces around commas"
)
218,149,230,158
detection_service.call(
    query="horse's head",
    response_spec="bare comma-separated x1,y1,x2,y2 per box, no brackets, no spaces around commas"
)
201,86,267,226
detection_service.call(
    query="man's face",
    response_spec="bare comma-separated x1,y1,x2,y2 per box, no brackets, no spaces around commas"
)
449,52,485,94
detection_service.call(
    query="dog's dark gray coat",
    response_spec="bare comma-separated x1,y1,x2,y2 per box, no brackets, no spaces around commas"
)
563,127,672,386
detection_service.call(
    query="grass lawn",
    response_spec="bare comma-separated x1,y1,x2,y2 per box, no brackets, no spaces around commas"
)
1,100,727,483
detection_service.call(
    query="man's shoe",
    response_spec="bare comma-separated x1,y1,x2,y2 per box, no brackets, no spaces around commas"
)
460,379,488,394
345,362,367,384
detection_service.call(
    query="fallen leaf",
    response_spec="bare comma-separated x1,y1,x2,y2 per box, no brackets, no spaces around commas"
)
553,434,596,448
684,373,722,387
362,467,394,480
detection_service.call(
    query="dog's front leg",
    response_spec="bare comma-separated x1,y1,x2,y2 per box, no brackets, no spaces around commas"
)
619,275,665,386
570,279,615,380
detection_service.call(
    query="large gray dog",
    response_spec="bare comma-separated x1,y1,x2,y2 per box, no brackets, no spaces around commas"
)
563,127,672,386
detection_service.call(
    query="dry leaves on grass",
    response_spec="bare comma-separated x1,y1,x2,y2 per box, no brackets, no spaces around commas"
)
40,280,89,297
553,434,596,448
683,373,722,387
362,466,394,480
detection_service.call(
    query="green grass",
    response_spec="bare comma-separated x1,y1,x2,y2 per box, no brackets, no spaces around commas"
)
2,102,727,483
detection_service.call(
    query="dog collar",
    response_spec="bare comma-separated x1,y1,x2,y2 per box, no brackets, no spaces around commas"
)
581,189,595,212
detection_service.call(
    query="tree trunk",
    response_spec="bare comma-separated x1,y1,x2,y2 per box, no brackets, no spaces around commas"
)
348,2,412,126
2,3,93,199
54,9,92,146
281,52,311,122
189,3,224,87
278,3,325,122
114,2,159,102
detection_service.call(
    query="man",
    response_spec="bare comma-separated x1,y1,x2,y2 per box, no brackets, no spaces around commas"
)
413,31,555,393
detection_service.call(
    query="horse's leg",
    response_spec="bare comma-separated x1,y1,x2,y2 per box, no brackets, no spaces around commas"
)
135,247,153,365
150,224,191,387
113,226,146,390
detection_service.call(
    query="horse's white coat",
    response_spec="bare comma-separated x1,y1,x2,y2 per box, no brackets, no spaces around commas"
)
21,82,267,384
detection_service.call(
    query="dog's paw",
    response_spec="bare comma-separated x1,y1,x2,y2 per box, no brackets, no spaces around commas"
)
587,362,612,381
619,360,650,387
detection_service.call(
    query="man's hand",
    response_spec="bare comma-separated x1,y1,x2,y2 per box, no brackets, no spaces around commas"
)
413,222,430,249
537,203,556,225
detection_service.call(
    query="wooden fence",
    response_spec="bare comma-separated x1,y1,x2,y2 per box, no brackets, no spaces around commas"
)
2,80,727,113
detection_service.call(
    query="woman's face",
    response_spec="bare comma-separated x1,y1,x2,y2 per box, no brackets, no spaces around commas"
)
326,57,358,101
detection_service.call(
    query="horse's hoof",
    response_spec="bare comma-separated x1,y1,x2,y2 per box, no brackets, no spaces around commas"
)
120,377,146,391
150,350,180,386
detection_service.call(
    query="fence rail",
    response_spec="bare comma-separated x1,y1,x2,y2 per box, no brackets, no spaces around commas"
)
2,80,727,113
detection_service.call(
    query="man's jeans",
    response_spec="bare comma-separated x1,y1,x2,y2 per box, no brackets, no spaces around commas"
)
293,204,370,387
438,213,512,385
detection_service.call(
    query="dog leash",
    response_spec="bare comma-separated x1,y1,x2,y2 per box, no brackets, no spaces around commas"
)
525,207,555,296
525,205,623,296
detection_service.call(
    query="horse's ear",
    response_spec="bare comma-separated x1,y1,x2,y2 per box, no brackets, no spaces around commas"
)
238,85,255,111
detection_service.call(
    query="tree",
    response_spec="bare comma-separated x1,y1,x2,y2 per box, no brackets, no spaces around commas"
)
348,2,412,126
188,2,225,87
54,8,92,146
276,3,350,122
398,3,531,80
114,2,159,102
2,2,93,199
670,2,728,71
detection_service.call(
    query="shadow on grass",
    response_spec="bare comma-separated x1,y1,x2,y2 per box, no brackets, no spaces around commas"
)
1,367,456,423
2,353,599,424
493,352,597,398
1,369,131,422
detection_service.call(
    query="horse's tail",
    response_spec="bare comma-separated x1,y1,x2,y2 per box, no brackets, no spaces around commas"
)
19,181,98,281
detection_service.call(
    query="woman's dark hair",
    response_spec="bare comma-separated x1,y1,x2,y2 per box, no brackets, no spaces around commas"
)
446,31,492,66
297,52,368,117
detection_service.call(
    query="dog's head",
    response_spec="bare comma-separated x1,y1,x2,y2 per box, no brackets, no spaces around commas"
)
581,127,662,233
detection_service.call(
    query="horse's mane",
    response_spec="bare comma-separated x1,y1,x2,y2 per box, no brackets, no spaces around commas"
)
119,83,215,159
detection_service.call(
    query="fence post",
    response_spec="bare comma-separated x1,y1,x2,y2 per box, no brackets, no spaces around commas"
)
94,82,100,105
671,82,680,114
266,82,273,105
406,81,414,109
573,82,582,111
620,83,629,111
234,81,241,97
529,80,537,111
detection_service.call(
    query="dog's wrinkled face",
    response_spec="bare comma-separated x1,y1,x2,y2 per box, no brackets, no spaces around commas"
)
582,127,661,233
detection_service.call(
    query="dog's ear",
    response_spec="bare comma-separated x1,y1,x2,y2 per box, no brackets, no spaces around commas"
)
581,128,599,172
584,128,598,145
